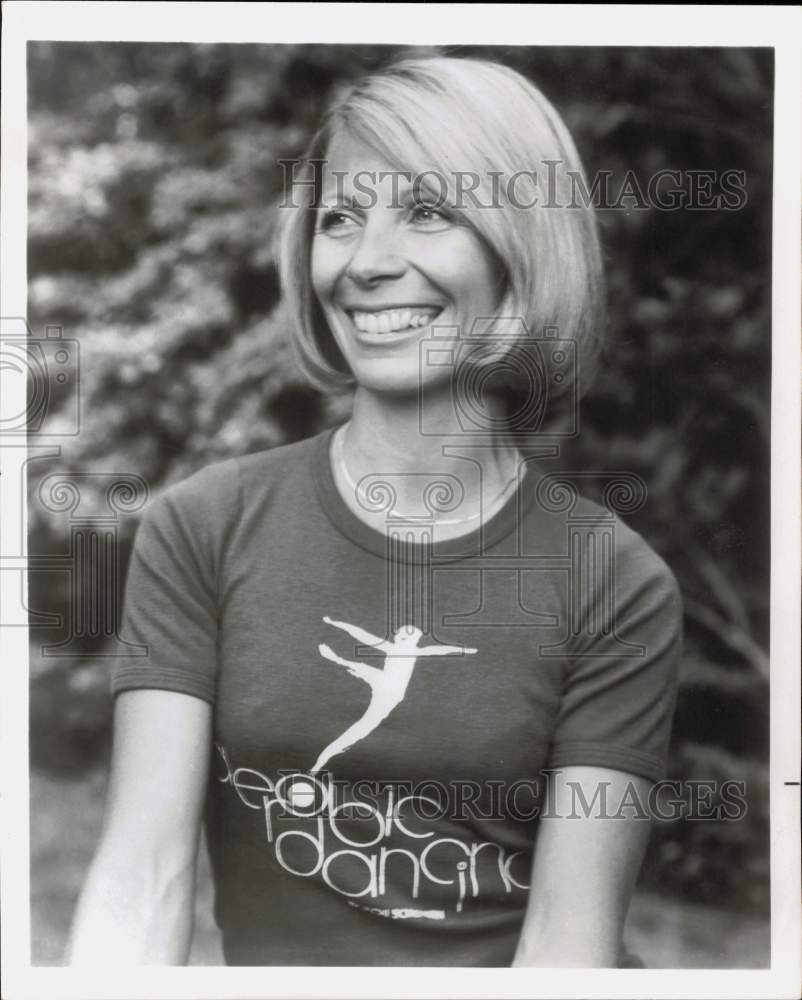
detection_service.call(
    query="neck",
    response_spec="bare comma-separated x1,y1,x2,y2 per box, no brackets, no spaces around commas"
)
347,389,461,472
335,386,522,523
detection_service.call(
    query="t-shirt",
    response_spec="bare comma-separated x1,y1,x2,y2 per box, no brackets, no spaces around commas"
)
111,426,682,967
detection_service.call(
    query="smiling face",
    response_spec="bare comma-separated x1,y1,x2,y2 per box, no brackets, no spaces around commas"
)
310,132,506,396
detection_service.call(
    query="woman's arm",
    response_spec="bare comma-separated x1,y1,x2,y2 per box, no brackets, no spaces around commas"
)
67,689,213,966
512,765,653,968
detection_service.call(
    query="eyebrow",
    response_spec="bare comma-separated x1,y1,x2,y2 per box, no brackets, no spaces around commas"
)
317,186,453,213
317,192,365,212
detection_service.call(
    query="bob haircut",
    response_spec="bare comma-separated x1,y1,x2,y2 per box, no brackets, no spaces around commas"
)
279,54,605,422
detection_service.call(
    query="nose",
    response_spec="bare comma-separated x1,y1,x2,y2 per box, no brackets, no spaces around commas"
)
344,219,406,286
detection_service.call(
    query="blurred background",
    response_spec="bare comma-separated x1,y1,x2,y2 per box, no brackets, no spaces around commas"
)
26,42,772,966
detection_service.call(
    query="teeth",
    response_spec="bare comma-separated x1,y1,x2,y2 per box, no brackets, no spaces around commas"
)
351,308,440,334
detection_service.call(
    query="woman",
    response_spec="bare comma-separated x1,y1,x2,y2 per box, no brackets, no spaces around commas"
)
68,54,682,968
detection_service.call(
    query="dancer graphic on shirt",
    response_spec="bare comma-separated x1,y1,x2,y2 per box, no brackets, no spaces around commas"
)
312,616,477,772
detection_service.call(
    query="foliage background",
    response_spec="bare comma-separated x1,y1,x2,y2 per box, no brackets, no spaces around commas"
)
26,42,772,965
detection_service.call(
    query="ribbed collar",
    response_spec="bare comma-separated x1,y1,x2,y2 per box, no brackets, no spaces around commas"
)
312,425,537,564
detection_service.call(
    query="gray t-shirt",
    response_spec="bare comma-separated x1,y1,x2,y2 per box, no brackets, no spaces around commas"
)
112,426,682,966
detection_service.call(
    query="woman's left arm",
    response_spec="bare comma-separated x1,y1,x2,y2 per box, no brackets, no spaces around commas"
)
512,765,652,968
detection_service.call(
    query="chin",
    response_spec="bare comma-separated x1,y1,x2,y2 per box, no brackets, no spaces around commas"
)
356,363,456,402
355,373,422,398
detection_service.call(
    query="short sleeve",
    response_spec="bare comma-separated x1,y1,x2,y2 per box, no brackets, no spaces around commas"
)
111,460,239,705
546,525,683,783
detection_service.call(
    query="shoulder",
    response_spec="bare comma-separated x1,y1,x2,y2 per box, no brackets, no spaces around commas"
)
525,470,679,594
570,492,683,627
582,491,679,585
141,430,329,536
523,467,683,624
233,429,325,493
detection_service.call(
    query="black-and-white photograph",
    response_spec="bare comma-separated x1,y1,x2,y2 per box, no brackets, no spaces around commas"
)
2,4,800,998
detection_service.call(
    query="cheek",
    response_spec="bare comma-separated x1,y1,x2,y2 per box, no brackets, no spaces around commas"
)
420,234,503,312
310,241,341,304
309,245,351,362
463,242,506,309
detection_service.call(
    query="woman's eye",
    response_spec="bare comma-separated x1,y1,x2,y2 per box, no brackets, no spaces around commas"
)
410,205,450,225
316,211,359,234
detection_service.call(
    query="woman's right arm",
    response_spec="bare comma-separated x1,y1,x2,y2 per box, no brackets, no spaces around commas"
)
67,688,213,966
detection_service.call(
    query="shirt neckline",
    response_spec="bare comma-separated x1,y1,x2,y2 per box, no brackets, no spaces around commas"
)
312,425,537,563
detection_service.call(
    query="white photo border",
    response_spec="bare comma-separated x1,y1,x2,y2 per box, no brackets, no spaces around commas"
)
2,3,800,999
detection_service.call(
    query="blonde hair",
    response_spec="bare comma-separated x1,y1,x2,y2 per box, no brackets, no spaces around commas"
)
278,54,605,407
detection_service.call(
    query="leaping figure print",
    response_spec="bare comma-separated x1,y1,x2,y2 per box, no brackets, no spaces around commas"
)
311,616,477,773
